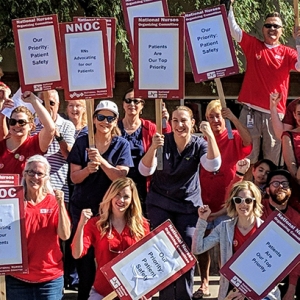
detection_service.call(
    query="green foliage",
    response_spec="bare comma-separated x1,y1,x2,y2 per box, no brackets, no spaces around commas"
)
0,0,296,77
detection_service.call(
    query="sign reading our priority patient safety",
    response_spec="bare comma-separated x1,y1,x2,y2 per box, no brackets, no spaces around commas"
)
60,20,112,100
184,5,239,82
12,15,63,92
220,211,300,300
0,186,28,275
101,220,196,300
133,17,185,99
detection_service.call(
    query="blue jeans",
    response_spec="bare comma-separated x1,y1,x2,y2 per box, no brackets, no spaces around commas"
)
6,275,63,300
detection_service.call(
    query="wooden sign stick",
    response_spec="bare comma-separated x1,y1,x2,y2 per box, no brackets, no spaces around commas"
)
155,98,163,170
103,291,118,300
214,77,233,139
0,276,5,300
85,99,95,148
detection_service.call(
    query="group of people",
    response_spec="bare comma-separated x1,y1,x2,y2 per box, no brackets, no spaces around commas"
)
0,0,300,300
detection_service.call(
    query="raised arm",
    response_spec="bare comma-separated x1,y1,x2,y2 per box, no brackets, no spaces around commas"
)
21,91,55,152
282,134,298,182
227,1,242,42
72,209,93,259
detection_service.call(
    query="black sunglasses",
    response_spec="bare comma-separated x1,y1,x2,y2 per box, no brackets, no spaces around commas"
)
9,118,29,126
124,98,144,105
42,100,56,107
95,114,116,123
232,197,255,205
263,23,282,29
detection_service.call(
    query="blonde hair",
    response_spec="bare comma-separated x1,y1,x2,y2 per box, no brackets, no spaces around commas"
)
225,181,263,218
205,99,222,118
66,99,87,127
96,178,146,240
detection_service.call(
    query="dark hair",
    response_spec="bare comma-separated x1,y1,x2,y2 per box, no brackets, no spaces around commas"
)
265,12,282,21
253,159,277,172
266,169,291,187
122,88,145,104
294,99,300,112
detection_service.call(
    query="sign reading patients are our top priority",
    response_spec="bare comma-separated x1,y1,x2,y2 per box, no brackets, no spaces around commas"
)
220,211,300,300
12,15,63,92
185,5,239,82
134,17,185,100
60,20,112,100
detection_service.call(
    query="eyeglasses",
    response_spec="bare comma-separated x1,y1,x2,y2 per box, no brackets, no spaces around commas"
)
8,118,29,126
263,23,282,29
232,197,256,204
25,170,46,178
124,98,144,105
95,114,116,123
42,100,56,107
269,181,289,188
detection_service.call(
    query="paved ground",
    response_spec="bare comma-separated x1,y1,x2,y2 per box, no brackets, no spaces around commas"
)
63,274,220,300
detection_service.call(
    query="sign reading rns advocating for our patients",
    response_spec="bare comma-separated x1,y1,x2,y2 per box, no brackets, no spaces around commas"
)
12,15,63,92
101,220,196,300
60,20,112,100
0,186,28,275
185,5,239,82
220,211,300,300
133,17,185,100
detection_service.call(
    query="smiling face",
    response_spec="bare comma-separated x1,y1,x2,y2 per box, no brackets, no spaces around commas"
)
93,109,117,135
262,16,283,45
123,90,144,117
266,174,291,207
252,162,271,186
171,109,195,139
9,112,32,138
67,100,86,126
24,161,47,192
206,107,225,134
234,189,255,218
111,186,132,215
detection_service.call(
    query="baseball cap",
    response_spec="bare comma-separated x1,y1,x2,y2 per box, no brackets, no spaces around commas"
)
266,169,291,186
94,100,119,117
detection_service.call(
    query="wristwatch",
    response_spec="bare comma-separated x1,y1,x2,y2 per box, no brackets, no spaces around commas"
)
55,133,64,142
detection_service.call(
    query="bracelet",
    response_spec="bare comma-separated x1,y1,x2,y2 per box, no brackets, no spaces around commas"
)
236,171,245,177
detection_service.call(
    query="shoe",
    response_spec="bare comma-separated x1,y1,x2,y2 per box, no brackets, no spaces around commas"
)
192,286,211,299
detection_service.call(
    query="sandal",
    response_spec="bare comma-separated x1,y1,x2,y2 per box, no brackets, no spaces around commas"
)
192,286,211,299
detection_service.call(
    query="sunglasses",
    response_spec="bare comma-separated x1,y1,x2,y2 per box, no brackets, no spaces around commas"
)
95,114,116,123
25,170,46,178
124,98,144,105
269,181,289,188
232,197,255,205
42,100,56,107
8,118,29,126
263,23,282,29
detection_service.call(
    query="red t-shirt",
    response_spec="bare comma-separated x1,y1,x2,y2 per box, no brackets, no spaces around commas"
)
0,134,43,178
239,32,297,114
200,129,252,213
233,223,257,253
80,217,150,297
13,194,64,282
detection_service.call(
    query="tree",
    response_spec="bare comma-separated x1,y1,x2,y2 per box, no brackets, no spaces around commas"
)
0,0,295,75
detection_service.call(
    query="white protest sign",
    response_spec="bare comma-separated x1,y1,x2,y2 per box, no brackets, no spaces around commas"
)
12,15,62,92
220,211,300,300
101,220,196,300
185,6,239,82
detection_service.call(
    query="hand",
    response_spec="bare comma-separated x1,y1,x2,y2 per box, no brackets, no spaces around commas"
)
0,83,11,101
236,158,250,175
151,132,164,149
162,102,169,121
54,190,64,205
224,288,244,300
221,107,235,121
0,97,14,112
87,161,101,174
79,209,93,226
87,147,102,164
270,90,282,109
21,91,39,104
198,205,211,221
199,121,213,138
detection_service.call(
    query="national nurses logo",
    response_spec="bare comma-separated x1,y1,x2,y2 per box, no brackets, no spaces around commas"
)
231,275,242,287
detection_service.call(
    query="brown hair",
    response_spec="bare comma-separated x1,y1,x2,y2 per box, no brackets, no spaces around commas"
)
10,106,36,132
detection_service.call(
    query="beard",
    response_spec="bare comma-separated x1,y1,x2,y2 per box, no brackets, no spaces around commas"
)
269,188,291,206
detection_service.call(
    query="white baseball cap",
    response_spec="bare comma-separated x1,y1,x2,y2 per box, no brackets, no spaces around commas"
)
94,100,119,117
